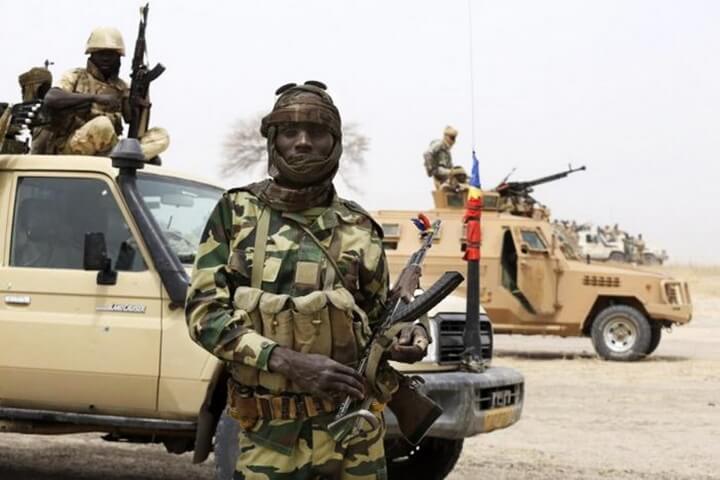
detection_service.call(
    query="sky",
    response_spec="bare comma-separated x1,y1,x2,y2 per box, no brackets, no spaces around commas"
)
2,0,719,264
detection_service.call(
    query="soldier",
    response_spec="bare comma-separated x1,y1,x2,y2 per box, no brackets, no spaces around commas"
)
423,125,467,192
186,81,429,479
38,27,168,158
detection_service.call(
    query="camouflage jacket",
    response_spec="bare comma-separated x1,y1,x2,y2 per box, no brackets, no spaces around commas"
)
38,60,129,154
186,189,389,374
423,139,453,177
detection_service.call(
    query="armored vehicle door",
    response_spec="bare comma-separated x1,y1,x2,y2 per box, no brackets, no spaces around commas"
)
0,172,162,413
500,227,558,316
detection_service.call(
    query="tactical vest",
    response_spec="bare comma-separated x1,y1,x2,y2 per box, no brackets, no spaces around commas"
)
66,67,125,134
227,205,372,394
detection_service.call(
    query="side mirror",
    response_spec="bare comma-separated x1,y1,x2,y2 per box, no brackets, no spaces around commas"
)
520,243,530,255
83,232,117,285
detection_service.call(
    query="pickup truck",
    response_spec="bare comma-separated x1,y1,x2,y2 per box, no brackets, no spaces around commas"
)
0,145,524,479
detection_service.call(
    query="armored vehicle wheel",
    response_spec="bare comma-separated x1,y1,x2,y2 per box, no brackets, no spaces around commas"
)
385,437,464,480
214,409,239,480
646,322,663,356
608,251,626,262
591,305,652,361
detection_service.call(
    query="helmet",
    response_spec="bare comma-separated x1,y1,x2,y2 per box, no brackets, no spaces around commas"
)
85,27,125,56
260,81,342,186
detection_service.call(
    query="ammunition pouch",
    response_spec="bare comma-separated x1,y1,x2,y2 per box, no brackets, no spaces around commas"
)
228,286,371,394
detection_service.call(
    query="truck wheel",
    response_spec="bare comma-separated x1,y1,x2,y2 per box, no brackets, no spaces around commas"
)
386,437,463,480
214,409,239,480
646,322,663,356
591,305,652,361
608,251,625,262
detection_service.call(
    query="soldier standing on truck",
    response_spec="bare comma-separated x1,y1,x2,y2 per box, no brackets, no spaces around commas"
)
37,27,168,159
186,81,429,479
424,126,468,192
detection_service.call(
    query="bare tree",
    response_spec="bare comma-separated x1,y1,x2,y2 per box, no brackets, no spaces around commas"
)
221,113,370,192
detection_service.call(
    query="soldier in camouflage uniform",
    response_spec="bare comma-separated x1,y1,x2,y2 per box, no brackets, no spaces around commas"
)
423,126,467,192
186,81,428,480
37,27,168,158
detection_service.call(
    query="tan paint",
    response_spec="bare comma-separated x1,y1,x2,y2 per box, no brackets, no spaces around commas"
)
373,190,692,338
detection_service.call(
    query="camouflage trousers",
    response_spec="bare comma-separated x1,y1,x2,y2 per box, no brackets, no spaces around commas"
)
63,116,170,158
234,416,387,480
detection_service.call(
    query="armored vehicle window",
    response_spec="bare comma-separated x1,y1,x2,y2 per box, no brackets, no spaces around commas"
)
10,177,146,271
520,230,547,252
381,223,401,250
482,194,499,210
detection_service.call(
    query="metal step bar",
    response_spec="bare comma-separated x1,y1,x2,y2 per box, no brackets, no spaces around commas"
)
0,407,196,432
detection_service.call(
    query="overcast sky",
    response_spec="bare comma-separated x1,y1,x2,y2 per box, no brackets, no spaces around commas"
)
3,0,719,264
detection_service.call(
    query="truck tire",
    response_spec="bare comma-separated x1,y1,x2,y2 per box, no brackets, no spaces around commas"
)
386,437,464,480
608,251,625,262
646,322,663,356
591,305,652,361
214,409,239,480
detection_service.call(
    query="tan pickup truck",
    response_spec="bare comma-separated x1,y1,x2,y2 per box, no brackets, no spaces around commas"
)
0,148,524,479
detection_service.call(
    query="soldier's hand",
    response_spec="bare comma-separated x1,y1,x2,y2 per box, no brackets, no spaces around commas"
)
390,324,429,363
94,94,120,110
268,347,365,401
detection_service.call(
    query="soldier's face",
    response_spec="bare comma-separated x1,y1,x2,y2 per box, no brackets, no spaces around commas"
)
444,134,457,147
275,122,334,161
90,50,121,78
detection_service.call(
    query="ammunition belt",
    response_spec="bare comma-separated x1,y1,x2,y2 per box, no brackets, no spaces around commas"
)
228,380,337,424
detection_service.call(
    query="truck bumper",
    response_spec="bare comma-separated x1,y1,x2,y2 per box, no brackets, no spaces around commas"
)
384,366,524,440
645,303,693,324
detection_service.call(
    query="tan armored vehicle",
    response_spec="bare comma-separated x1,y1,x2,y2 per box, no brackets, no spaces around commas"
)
373,172,692,362
0,147,523,479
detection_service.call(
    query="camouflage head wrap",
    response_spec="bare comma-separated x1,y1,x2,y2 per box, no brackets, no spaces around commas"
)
260,81,343,186
18,67,52,102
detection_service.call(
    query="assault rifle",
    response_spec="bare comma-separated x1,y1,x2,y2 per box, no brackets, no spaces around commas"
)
495,164,586,199
328,219,464,444
128,3,165,139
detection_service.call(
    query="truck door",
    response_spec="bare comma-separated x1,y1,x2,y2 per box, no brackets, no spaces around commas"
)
0,173,162,413
511,227,558,315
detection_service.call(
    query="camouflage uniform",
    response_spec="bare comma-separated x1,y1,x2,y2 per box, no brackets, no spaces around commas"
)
423,139,453,182
37,60,129,155
187,129,390,477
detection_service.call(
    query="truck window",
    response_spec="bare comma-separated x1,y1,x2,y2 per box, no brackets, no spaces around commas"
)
10,177,146,271
136,174,223,264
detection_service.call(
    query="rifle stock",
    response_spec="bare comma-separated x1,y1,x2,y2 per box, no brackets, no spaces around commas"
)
387,375,443,445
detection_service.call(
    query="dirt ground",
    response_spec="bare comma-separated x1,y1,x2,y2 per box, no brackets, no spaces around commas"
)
1,266,718,480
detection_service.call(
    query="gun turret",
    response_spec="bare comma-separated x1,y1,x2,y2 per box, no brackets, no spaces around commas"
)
496,164,586,198
494,165,586,219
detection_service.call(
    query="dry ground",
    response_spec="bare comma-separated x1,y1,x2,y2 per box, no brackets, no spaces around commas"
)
0,266,718,480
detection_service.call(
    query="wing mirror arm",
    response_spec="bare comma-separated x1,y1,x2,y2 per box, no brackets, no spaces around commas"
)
83,232,118,285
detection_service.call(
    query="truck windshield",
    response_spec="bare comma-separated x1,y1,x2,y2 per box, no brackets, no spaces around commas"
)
136,173,224,265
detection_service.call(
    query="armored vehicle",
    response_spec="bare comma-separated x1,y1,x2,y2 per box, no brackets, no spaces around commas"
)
373,171,692,361
0,148,523,479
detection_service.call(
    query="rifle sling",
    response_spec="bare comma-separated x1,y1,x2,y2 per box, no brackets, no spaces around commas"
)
292,220,352,292
251,207,271,289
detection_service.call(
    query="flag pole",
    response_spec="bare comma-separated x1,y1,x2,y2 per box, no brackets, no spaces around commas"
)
461,0,486,372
